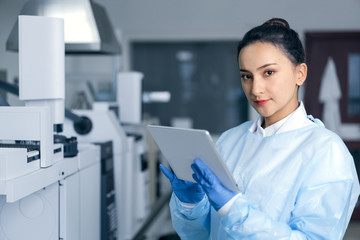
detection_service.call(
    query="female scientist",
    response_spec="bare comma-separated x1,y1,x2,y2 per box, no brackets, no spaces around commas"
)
160,18,360,239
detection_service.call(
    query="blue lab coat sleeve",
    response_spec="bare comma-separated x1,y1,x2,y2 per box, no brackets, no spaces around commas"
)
169,193,211,240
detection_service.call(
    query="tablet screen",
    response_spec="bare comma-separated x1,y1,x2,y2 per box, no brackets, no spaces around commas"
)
147,125,239,192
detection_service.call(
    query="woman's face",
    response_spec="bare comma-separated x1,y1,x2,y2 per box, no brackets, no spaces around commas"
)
238,41,307,127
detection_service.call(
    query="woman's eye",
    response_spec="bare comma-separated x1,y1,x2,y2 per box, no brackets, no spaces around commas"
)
241,74,252,80
264,70,274,76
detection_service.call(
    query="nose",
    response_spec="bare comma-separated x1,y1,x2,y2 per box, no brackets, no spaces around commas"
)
251,77,264,96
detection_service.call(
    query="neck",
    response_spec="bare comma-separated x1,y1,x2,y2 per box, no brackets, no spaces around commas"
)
263,101,299,128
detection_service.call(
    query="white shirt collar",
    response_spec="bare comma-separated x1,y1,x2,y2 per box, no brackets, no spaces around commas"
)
249,102,314,137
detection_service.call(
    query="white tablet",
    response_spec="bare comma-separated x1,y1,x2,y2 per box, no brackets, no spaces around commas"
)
147,125,239,192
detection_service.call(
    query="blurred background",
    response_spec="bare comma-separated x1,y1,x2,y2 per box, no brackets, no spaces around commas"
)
0,0,359,239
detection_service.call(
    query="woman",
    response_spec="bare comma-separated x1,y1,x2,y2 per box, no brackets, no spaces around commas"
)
160,18,360,239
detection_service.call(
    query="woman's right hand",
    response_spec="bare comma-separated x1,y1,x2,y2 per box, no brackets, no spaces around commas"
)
160,164,205,203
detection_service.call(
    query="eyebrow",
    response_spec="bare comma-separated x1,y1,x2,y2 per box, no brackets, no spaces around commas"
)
240,63,277,73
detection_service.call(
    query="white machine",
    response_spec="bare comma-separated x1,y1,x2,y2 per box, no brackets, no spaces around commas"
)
63,102,152,240
117,72,152,235
63,102,129,239
59,144,101,240
117,71,143,124
0,106,63,202
0,15,101,240
0,14,65,202
18,15,65,136
122,124,151,234
0,144,101,240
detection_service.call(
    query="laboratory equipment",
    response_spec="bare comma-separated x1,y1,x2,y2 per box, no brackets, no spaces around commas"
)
0,15,102,240
0,143,101,240
117,71,144,124
0,15,65,201
7,0,121,54
123,126,151,235
59,144,101,240
0,107,63,202
63,102,129,239
19,15,65,135
63,101,152,240
95,141,118,240
0,181,59,239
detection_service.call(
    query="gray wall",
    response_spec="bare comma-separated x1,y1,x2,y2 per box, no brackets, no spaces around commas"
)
96,0,360,70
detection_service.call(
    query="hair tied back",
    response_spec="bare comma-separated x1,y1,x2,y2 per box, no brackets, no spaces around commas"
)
262,18,290,29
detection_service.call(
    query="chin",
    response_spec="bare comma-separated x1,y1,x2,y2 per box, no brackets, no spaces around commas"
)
255,108,274,119
251,104,268,114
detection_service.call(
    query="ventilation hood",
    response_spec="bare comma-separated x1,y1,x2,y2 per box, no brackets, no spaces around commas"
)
6,0,121,54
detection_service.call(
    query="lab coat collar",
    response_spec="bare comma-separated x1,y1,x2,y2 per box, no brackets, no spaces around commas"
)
249,102,314,137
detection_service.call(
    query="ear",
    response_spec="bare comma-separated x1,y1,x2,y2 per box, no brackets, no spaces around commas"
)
296,63,307,86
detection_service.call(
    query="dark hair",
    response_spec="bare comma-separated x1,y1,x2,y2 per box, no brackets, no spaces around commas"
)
237,18,305,65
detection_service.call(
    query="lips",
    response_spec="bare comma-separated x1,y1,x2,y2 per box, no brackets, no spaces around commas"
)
254,99,270,106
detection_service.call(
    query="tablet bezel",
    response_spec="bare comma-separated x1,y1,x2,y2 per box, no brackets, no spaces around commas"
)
147,125,239,192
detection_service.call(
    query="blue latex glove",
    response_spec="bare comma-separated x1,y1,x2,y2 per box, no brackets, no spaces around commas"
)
191,158,237,211
160,164,205,203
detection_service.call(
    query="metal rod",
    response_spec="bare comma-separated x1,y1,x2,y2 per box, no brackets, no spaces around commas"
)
0,79,19,95
65,108,82,123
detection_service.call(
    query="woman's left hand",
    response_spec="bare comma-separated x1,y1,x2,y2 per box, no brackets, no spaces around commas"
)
191,158,238,211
